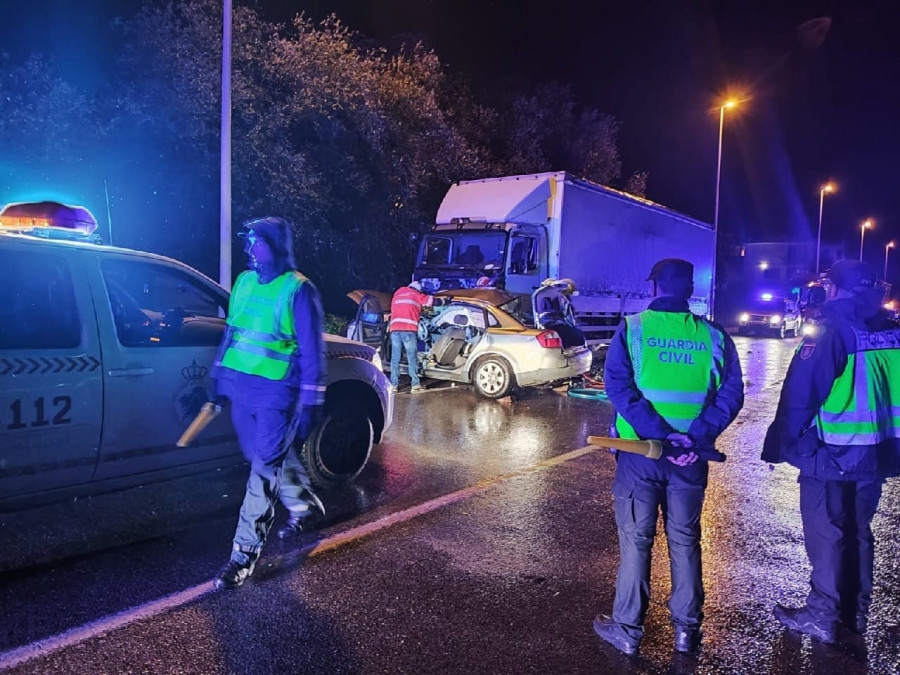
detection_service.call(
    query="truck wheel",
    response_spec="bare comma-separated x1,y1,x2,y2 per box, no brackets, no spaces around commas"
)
298,410,373,489
472,356,515,399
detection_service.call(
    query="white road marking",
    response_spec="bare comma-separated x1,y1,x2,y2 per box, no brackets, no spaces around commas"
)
0,445,597,671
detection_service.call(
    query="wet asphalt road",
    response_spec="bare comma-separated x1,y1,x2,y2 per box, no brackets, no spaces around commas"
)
2,335,900,674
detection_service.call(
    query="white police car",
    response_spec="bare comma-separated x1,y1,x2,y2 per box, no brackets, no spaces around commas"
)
0,201,393,509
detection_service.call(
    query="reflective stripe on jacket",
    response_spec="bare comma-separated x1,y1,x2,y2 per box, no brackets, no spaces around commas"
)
389,285,434,332
816,327,900,446
220,270,306,380
616,310,725,439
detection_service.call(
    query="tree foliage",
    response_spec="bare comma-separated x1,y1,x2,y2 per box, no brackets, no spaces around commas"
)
2,0,644,310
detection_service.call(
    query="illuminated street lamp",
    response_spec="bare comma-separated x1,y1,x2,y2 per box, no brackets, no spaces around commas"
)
711,98,739,320
815,182,836,274
887,241,896,281
859,219,873,261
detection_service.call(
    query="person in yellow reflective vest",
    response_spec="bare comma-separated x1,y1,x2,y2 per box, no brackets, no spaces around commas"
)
593,259,744,656
209,216,327,589
763,260,900,643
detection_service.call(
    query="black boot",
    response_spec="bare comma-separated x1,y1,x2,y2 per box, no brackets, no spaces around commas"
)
674,626,702,654
279,494,326,539
277,515,308,539
593,615,640,656
774,604,837,644
214,559,256,589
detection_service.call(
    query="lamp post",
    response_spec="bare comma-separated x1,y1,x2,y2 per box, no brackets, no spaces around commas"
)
859,219,873,262
816,182,835,275
710,98,738,320
886,241,895,281
219,0,233,289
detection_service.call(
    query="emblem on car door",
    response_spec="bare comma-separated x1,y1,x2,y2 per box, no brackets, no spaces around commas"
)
174,360,210,424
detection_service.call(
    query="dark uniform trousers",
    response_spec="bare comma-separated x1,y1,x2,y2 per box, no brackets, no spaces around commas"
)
222,378,315,565
799,475,884,624
612,452,708,640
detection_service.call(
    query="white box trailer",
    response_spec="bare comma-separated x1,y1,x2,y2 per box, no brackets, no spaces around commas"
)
413,171,715,345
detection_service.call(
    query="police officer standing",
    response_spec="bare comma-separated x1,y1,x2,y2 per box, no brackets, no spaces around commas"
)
763,260,900,642
594,259,744,655
210,216,327,589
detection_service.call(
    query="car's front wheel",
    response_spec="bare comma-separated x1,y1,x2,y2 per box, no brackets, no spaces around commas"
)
472,355,515,399
299,410,373,489
778,323,787,339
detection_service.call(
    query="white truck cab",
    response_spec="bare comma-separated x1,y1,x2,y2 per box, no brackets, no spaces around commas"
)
0,202,393,509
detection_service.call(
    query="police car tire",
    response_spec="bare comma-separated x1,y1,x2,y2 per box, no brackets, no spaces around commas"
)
472,355,515,399
299,411,373,489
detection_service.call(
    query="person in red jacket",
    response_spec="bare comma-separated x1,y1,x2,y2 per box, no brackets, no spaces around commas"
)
388,281,434,392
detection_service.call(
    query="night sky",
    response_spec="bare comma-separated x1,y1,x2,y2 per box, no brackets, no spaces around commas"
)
3,0,899,278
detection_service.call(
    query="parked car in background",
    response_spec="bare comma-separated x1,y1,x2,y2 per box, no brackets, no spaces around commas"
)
349,281,591,398
0,201,393,510
736,295,801,338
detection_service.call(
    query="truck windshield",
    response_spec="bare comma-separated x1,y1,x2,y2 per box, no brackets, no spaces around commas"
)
418,231,507,269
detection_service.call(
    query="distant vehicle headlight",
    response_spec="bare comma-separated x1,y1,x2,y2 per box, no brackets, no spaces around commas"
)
739,313,750,323
801,323,818,337
769,315,782,325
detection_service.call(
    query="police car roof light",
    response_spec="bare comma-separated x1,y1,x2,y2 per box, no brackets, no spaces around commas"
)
0,201,102,243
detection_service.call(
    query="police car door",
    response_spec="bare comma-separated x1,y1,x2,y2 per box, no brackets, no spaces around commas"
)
0,241,103,501
91,253,238,480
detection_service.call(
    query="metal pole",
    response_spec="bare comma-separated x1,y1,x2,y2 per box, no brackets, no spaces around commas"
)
219,0,233,290
859,226,865,262
710,106,725,321
104,178,113,246
816,188,824,275
886,244,893,281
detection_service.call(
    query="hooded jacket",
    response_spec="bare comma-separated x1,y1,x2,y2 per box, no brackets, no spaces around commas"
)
762,292,900,480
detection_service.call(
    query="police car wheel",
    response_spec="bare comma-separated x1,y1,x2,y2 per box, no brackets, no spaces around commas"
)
299,411,373,489
778,324,786,339
472,356,515,399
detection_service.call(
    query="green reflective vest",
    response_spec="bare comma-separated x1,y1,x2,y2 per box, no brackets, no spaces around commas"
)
815,327,900,446
220,270,306,381
615,310,725,440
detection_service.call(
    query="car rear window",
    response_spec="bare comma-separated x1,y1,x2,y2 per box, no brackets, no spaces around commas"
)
0,248,81,350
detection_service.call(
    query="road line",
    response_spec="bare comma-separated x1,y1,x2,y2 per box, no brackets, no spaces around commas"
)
0,444,597,671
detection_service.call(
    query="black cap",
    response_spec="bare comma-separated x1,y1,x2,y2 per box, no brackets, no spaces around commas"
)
826,260,877,292
647,258,694,283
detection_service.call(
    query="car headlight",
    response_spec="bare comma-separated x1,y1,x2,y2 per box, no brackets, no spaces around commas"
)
371,350,383,371
769,315,782,325
739,313,750,323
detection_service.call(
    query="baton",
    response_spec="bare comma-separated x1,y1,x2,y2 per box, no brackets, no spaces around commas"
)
587,435,726,463
176,402,221,447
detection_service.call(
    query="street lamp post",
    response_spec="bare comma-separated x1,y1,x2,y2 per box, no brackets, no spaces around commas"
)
219,0,233,290
886,241,895,281
711,99,738,320
816,182,835,275
859,219,873,262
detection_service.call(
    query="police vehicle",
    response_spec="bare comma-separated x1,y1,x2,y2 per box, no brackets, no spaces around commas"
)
736,293,802,338
0,201,393,509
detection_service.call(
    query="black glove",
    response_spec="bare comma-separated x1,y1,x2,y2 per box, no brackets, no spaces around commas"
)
296,405,325,441
433,296,450,307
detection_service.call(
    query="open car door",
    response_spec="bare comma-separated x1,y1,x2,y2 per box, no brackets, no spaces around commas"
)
347,290,389,350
